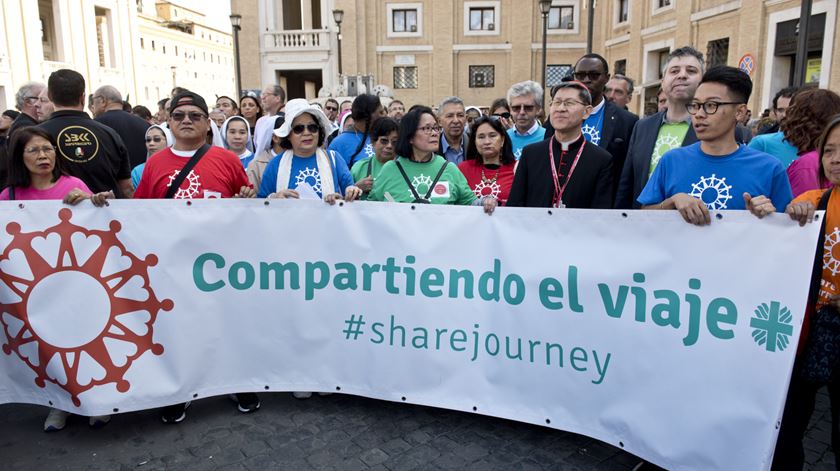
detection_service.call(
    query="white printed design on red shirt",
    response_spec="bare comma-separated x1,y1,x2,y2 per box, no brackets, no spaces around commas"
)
167,170,202,199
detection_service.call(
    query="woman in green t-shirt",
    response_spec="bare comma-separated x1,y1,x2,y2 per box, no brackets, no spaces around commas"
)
351,117,399,199
369,106,491,209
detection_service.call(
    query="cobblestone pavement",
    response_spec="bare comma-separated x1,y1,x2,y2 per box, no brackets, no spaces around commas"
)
0,388,835,470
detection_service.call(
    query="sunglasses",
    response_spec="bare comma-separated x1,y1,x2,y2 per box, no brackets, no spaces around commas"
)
492,112,512,119
292,123,320,134
511,105,535,113
325,106,338,111
171,111,207,122
145,136,164,143
573,71,603,81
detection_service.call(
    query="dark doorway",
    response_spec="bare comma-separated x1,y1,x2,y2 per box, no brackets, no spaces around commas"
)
277,69,324,100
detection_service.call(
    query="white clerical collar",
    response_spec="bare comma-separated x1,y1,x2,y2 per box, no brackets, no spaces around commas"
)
560,134,583,151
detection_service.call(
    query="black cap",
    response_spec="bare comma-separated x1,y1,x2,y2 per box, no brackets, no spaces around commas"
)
169,91,209,115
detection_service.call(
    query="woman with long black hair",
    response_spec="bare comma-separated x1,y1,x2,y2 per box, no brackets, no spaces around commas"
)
327,94,386,168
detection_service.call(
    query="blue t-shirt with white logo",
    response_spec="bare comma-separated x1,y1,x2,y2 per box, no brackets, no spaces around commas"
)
328,130,375,168
637,142,793,211
257,152,354,198
582,104,605,146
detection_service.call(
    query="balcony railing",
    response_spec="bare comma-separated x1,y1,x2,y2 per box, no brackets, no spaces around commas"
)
263,30,331,52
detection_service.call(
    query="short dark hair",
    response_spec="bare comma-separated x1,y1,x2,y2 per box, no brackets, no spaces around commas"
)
2,109,20,120
371,117,399,140
132,105,152,120
550,82,593,106
157,98,168,110
700,66,753,103
663,46,705,74
772,86,799,110
48,69,85,107
171,87,189,98
279,112,326,150
325,98,339,108
6,128,63,188
575,53,609,74
466,116,515,165
396,106,436,159
388,99,404,109
216,95,238,109
490,98,510,114
238,96,263,119
612,74,635,95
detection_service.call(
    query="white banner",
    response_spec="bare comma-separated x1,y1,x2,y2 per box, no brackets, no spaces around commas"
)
0,200,822,470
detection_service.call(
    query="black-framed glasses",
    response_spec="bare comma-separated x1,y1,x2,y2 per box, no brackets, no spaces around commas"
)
325,106,338,112
170,111,207,122
573,71,603,81
292,123,320,134
492,112,511,119
685,101,743,115
145,136,164,143
417,125,443,134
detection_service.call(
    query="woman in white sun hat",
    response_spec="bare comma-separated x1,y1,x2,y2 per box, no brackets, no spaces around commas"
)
257,99,362,204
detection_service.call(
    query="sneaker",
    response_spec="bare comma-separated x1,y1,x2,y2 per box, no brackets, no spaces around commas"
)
235,393,260,413
43,408,70,432
292,391,312,399
160,402,190,424
89,415,111,429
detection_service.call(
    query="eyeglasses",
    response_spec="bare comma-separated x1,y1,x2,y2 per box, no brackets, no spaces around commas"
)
511,105,536,113
325,106,338,112
170,111,207,122
145,136,164,143
492,112,511,119
685,101,743,115
24,96,40,105
417,125,443,135
550,99,586,109
292,123,320,134
23,145,56,155
573,71,603,81
376,137,398,146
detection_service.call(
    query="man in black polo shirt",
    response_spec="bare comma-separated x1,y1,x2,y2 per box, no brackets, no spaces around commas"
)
38,69,133,198
91,85,151,169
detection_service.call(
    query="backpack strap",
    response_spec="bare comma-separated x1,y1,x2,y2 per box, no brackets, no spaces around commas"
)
165,144,210,199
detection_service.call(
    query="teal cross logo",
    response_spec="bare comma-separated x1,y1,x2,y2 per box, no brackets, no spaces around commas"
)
750,302,794,352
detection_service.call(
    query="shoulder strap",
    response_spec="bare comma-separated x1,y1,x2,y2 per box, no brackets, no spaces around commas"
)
165,144,210,199
7,185,14,201
424,161,449,200
808,189,833,306
366,158,373,178
395,159,422,202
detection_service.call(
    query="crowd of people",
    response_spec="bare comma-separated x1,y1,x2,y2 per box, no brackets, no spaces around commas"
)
1,47,839,470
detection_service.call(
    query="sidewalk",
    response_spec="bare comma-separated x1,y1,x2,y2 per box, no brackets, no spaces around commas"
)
0,388,835,470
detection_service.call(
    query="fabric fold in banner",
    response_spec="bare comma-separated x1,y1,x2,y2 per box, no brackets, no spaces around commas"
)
0,200,822,470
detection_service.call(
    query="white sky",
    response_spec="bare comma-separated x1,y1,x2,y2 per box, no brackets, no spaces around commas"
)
175,0,232,32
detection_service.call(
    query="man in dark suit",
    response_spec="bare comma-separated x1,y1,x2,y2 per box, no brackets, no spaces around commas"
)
566,54,638,197
615,47,705,209
508,82,613,209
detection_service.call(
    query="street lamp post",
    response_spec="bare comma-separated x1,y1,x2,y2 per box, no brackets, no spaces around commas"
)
586,0,595,54
793,0,814,87
230,14,243,98
332,9,344,77
539,0,552,93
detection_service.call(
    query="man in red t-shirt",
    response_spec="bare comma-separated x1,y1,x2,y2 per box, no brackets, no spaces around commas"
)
134,91,257,423
134,91,253,199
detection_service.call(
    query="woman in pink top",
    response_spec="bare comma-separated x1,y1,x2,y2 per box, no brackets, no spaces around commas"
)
1,128,111,204
0,127,110,432
784,88,840,197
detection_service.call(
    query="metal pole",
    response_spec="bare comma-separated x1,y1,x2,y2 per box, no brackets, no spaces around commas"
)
337,25,343,76
586,0,595,54
233,26,242,97
793,0,813,87
541,12,548,91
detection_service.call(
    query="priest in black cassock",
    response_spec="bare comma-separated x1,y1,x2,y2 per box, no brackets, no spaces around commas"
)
507,81,614,209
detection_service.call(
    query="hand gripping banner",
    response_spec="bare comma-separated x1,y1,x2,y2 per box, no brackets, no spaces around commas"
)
0,200,823,470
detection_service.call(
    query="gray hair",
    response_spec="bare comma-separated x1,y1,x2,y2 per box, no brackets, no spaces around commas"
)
506,81,543,108
612,74,635,95
15,82,46,110
266,84,286,102
437,96,465,113
95,85,122,104
662,46,706,74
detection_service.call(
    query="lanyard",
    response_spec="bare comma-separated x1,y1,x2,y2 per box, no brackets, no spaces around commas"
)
548,136,585,208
